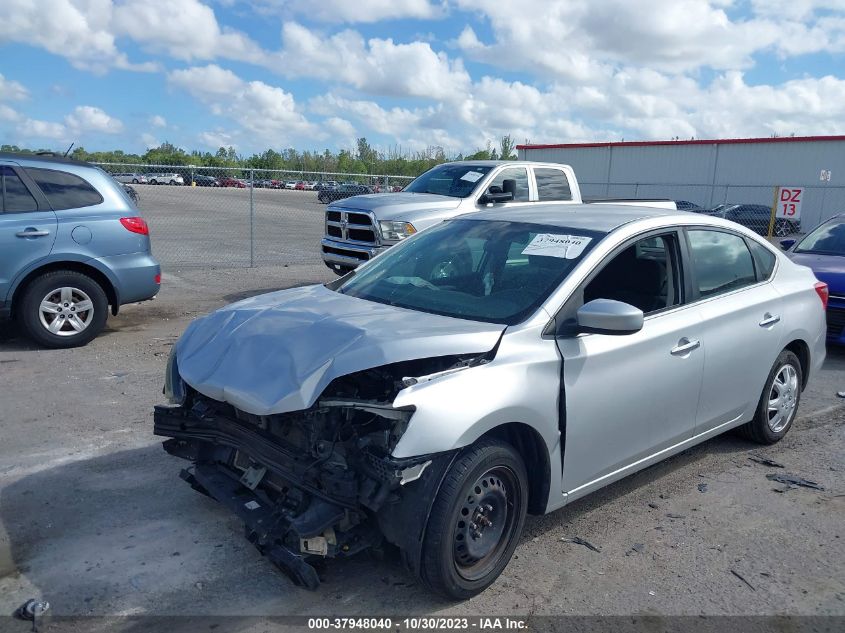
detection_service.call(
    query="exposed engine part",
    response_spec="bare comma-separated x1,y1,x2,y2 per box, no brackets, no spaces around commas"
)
154,353,476,590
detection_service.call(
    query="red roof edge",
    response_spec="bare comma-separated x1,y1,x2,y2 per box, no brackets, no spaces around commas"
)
516,135,845,151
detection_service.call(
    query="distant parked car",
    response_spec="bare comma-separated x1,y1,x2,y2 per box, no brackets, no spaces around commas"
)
706,203,799,237
147,173,184,186
314,181,338,191
303,181,317,190
113,172,147,184
193,174,220,187
219,176,247,188
317,183,374,204
294,181,307,190
674,200,702,211
0,152,160,347
284,181,297,189
781,214,845,344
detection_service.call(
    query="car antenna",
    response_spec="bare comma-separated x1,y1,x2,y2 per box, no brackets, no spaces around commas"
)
63,142,74,157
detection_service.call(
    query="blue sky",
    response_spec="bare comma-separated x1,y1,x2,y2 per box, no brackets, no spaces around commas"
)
1,0,844,156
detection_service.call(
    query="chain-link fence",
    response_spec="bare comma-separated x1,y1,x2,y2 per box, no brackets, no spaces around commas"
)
580,181,845,238
95,162,414,269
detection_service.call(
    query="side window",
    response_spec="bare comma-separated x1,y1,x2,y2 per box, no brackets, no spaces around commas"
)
688,230,757,298
748,239,776,280
25,167,103,210
486,167,529,202
583,234,679,314
534,168,572,201
1,166,38,213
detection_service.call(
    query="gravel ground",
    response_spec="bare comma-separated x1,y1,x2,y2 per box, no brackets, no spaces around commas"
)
0,263,843,622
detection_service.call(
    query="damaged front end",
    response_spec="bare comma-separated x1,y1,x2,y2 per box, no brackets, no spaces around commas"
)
153,355,475,589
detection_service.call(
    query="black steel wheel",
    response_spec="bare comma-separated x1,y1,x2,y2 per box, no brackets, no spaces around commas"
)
419,438,528,599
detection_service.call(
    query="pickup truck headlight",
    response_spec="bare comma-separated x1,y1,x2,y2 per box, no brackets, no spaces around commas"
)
379,221,417,242
164,346,186,406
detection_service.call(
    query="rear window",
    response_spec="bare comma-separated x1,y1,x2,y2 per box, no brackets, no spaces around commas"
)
534,168,572,201
1,166,38,213
25,167,103,210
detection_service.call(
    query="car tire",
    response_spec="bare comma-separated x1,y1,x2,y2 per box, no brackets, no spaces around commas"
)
132,178,139,184
169,180,177,185
738,349,802,444
419,438,528,600
149,179,158,185
18,271,109,349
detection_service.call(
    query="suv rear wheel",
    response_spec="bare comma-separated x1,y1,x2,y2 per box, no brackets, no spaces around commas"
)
18,271,108,348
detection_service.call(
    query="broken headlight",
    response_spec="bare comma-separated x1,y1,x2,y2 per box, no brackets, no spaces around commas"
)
379,220,416,242
164,346,186,406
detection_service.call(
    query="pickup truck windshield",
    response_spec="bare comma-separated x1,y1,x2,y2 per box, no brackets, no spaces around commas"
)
336,219,605,325
402,164,494,198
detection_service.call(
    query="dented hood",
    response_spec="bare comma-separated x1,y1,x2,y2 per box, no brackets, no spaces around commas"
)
175,284,505,415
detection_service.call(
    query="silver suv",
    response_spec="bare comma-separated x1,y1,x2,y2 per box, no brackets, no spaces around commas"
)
112,172,147,184
147,173,184,185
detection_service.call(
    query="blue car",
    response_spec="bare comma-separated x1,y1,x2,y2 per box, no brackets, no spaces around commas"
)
0,152,160,348
781,214,845,344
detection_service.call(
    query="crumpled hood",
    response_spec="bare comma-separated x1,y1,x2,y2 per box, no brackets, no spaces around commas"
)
175,284,504,415
329,192,463,223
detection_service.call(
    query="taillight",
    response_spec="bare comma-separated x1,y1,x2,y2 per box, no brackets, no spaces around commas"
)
120,217,149,235
815,281,829,309
154,273,161,284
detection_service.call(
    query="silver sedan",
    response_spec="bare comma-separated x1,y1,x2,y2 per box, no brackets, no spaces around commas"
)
156,204,826,599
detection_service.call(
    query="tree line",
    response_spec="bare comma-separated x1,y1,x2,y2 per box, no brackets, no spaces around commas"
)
0,135,519,177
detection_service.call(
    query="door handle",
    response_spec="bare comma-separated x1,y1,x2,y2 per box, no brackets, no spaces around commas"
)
671,337,700,355
16,229,50,238
759,313,781,327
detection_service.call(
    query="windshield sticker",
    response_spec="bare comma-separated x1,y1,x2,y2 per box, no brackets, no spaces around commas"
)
460,171,484,183
522,234,592,259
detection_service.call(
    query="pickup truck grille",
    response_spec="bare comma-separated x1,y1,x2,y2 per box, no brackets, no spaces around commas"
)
325,209,377,245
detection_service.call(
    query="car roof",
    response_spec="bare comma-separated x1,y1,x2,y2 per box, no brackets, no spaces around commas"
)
0,151,93,168
463,203,694,233
442,160,571,169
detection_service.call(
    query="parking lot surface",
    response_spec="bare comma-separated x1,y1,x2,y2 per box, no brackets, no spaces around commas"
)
135,185,326,268
1,263,844,619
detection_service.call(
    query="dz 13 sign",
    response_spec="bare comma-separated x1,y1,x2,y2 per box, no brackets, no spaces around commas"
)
776,186,803,219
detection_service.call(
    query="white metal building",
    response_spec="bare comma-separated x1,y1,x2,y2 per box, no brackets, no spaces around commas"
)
517,135,845,230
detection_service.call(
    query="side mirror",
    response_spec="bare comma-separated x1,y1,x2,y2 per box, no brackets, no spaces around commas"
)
480,188,514,204
574,299,644,335
779,239,796,250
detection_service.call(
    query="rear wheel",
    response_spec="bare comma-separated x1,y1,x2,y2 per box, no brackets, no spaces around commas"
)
738,350,802,444
419,438,528,599
18,271,108,348
131,178,139,184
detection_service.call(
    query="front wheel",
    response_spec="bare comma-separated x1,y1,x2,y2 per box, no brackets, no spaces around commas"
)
738,350,802,444
774,220,792,237
419,438,528,599
18,271,109,348
132,178,139,184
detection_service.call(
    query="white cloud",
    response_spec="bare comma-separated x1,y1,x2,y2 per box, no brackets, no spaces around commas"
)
140,132,159,148
65,105,123,134
150,115,167,128
168,65,321,145
454,0,845,77
112,0,265,63
235,0,443,22
1,103,124,144
0,0,157,73
272,22,471,100
0,74,29,101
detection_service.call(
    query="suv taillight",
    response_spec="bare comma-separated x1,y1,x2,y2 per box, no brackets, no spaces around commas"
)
120,217,149,235
815,281,829,309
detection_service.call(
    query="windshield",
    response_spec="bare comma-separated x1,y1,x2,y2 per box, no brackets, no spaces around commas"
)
336,219,605,325
402,164,494,198
795,218,845,255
